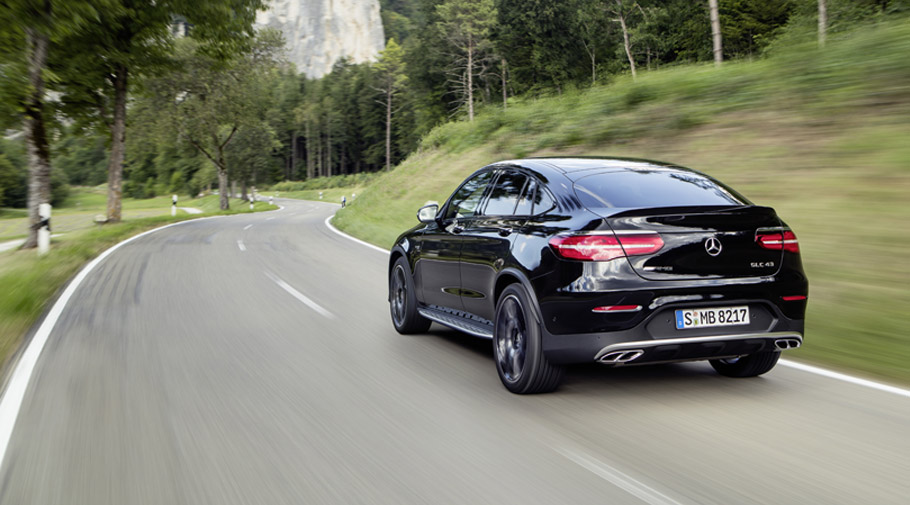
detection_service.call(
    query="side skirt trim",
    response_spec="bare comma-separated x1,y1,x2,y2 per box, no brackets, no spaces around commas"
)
418,307,494,339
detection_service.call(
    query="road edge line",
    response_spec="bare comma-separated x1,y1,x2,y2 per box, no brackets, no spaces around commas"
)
779,359,910,399
323,214,389,255
0,213,232,469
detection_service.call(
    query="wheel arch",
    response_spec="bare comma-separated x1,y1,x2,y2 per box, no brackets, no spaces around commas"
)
388,247,407,303
494,268,544,325
389,246,407,276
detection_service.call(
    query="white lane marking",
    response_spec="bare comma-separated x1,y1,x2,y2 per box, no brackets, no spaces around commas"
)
0,213,231,469
558,448,685,505
324,215,389,255
780,359,910,399
265,271,335,320
237,240,246,252
243,224,253,231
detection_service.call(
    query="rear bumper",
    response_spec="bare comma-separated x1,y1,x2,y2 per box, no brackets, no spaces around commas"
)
593,331,801,366
541,310,804,365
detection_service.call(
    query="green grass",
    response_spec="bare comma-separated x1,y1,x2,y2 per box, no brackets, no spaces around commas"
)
268,187,363,206
0,187,220,242
0,192,276,369
324,19,910,385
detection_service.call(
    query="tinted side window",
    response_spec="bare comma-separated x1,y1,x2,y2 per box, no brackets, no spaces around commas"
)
484,172,528,216
445,171,494,219
515,178,555,216
515,179,536,215
532,184,555,215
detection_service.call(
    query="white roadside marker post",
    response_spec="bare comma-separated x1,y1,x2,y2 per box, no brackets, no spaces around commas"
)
249,197,254,210
319,191,323,200
171,194,177,217
269,196,274,205
38,203,51,256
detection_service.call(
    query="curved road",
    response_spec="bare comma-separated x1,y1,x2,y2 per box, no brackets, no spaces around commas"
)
0,198,907,504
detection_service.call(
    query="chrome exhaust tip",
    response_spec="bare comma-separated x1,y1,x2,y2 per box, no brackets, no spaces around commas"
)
774,338,802,350
599,349,644,364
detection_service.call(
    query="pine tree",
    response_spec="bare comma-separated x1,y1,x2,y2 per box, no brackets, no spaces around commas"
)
435,0,497,120
374,39,409,171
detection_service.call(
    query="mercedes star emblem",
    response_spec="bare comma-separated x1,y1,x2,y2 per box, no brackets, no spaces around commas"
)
705,236,723,256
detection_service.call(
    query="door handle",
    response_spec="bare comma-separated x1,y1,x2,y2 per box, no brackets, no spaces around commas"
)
452,225,464,234
497,228,512,237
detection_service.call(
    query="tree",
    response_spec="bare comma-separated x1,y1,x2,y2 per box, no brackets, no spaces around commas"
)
225,122,280,199
436,0,497,120
606,0,641,79
0,0,91,248
374,39,409,171
708,0,723,66
818,0,827,47
52,0,264,222
629,4,672,70
718,0,793,58
576,0,612,85
495,0,586,94
144,31,284,210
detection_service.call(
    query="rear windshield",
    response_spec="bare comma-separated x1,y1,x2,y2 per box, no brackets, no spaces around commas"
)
574,170,749,210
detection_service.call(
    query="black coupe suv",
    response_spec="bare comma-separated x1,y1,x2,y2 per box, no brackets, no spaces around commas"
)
388,158,807,394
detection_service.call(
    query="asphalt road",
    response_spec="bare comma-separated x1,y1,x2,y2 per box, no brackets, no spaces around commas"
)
0,198,908,505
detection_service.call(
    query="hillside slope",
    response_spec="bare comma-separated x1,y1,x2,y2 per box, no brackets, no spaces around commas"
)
333,20,910,384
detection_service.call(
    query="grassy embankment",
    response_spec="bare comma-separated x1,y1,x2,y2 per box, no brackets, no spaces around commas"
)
326,20,910,384
266,173,376,206
0,187,275,368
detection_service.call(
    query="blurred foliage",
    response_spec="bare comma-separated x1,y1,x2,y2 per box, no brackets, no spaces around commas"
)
421,15,910,155
0,137,69,208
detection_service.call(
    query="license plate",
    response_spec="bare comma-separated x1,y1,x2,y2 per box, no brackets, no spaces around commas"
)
675,306,749,330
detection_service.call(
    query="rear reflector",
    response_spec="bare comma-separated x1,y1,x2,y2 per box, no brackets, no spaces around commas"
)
549,233,663,261
782,295,807,301
593,305,642,313
756,229,800,253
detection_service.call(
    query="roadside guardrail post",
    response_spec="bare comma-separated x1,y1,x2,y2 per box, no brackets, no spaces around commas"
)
38,203,51,256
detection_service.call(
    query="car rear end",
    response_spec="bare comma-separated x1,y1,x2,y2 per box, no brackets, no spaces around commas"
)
535,166,807,366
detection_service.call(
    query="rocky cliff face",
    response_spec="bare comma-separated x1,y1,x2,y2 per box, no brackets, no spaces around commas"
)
256,0,385,78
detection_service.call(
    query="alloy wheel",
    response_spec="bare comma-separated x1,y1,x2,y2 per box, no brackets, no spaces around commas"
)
391,265,407,326
495,295,527,383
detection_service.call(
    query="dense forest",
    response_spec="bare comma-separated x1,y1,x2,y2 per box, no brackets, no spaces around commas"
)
1,0,908,236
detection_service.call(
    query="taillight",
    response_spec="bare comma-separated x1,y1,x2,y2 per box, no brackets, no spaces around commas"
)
549,233,663,261
756,229,800,253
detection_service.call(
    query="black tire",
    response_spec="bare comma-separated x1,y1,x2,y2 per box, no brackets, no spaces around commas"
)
389,257,432,334
493,284,564,394
710,351,781,377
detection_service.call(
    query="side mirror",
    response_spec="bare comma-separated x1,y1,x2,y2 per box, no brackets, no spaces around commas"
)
417,203,439,223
